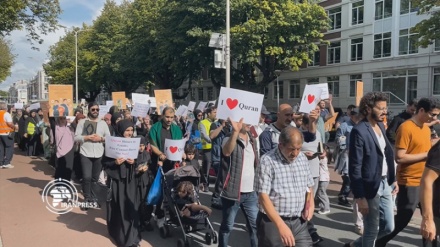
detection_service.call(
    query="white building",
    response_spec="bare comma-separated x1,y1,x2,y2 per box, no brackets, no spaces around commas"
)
8,80,28,104
177,0,440,114
27,70,50,102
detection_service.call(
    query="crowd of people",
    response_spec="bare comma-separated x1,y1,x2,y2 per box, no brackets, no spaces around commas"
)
0,92,439,247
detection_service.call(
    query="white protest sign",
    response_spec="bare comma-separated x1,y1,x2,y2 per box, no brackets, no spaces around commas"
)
81,99,86,105
29,103,40,111
148,97,157,107
131,103,150,117
197,101,208,111
299,84,322,114
132,93,149,105
314,83,330,100
187,101,196,112
175,105,188,117
105,136,140,159
217,87,264,125
14,103,23,109
99,105,109,118
106,101,114,107
164,139,186,161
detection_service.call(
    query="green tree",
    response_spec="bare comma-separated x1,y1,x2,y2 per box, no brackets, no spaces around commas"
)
412,0,440,48
0,0,62,47
0,37,14,81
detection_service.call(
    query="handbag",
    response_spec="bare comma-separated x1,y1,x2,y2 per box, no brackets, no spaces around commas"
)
146,167,163,205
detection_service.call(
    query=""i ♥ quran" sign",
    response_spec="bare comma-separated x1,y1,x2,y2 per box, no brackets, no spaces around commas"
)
217,87,264,126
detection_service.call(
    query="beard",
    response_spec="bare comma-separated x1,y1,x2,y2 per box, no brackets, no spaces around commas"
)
90,112,99,119
371,111,385,122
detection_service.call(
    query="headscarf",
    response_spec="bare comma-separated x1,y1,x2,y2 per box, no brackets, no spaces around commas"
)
111,112,123,126
137,135,147,145
116,119,133,137
30,109,39,121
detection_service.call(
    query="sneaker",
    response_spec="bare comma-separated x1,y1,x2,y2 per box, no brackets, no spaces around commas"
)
2,164,14,169
338,196,352,207
310,232,323,245
354,226,364,235
318,210,331,215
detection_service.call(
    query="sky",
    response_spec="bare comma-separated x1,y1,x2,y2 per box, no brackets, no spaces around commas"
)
1,0,124,91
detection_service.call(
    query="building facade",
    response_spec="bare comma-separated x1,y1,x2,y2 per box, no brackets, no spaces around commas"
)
27,70,50,102
8,80,28,104
177,0,440,115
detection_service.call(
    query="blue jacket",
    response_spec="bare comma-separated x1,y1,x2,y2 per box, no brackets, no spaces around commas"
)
349,119,395,199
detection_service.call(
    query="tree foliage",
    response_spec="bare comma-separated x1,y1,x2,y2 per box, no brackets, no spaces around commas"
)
412,0,440,48
44,0,328,99
0,37,14,82
0,0,62,48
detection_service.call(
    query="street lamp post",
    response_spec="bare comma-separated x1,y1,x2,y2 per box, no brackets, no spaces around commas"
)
275,70,282,109
74,29,90,105
226,0,230,88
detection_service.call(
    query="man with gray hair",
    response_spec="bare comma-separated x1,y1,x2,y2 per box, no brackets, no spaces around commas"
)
0,102,15,169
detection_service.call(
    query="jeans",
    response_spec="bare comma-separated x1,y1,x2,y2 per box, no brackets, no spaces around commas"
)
353,178,394,247
219,192,258,247
0,135,14,165
201,149,211,185
376,185,420,247
80,154,102,201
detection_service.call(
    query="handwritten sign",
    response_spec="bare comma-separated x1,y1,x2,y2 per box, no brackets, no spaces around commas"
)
105,136,140,159
149,97,157,108
175,105,188,117
132,93,149,105
99,105,109,118
29,103,40,111
187,101,196,112
217,87,264,125
14,103,23,109
131,103,150,117
164,139,186,161
299,84,322,114
196,101,208,111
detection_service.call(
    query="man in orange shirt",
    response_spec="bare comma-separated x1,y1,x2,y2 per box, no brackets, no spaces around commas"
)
376,97,440,247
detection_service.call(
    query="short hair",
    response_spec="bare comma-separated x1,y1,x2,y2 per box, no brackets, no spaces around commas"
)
359,92,389,117
279,126,304,144
416,97,440,113
205,106,217,114
347,104,356,110
0,102,7,110
184,143,196,154
162,106,175,115
408,98,418,107
176,181,194,196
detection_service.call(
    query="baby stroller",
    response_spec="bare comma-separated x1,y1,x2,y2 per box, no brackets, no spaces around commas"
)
160,165,218,247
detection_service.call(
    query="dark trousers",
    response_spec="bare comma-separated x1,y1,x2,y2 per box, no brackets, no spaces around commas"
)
19,135,27,151
212,161,223,199
54,147,75,181
0,135,14,165
73,151,83,180
257,212,312,247
80,154,102,201
339,174,351,198
376,185,420,247
201,149,212,185
27,134,39,156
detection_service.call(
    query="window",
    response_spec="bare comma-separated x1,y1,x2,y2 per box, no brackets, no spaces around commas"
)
435,38,440,52
349,74,362,97
327,76,339,97
263,86,268,99
351,38,363,61
375,0,392,20
400,0,417,14
307,78,319,84
399,29,418,55
289,80,300,98
198,88,204,101
352,1,364,25
190,88,196,101
309,50,320,67
372,70,418,104
434,68,440,95
374,32,392,58
207,87,213,100
328,7,342,30
273,81,284,99
328,41,341,64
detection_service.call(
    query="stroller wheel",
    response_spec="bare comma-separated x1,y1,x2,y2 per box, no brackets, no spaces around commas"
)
205,232,212,245
160,226,170,238
213,231,218,244
177,239,185,247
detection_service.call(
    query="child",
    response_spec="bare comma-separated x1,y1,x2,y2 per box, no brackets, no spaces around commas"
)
136,136,154,232
175,181,212,218
181,143,200,169
316,155,331,214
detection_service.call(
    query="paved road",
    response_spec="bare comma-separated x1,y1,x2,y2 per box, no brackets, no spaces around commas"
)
0,148,422,247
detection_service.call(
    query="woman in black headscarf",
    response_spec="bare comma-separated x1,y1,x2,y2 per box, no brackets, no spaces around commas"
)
18,111,28,151
109,112,123,136
25,109,40,156
102,119,141,247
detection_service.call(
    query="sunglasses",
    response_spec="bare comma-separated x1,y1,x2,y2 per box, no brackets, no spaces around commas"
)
90,108,99,112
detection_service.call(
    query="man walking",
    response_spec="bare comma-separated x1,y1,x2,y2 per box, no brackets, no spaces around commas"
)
376,97,440,247
385,98,417,145
74,102,110,207
199,106,217,192
0,102,15,169
345,92,397,247
259,104,293,156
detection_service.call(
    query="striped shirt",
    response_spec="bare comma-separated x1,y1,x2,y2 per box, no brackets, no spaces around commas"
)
255,148,314,217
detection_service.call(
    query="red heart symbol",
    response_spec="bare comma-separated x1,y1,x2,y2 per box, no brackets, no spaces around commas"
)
169,146,177,153
226,98,238,110
307,94,315,104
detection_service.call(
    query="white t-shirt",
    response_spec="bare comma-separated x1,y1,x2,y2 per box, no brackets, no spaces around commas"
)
0,112,13,136
374,130,388,176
